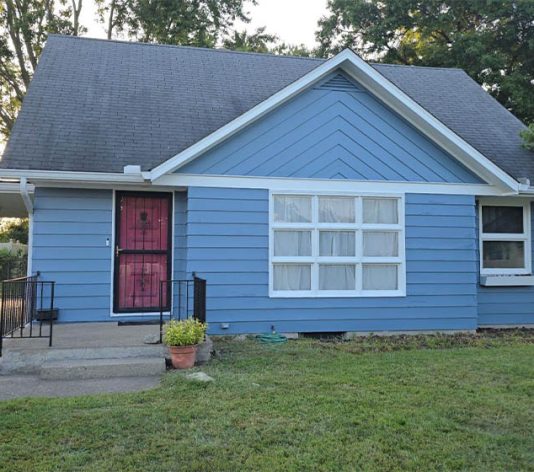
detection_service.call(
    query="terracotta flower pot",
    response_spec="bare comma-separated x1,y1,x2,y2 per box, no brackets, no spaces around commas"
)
168,345,197,369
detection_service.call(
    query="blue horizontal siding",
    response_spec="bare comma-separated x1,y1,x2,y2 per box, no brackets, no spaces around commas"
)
174,191,187,281
477,202,534,326
32,188,113,321
32,188,184,323
206,319,475,334
179,71,481,184
186,187,478,334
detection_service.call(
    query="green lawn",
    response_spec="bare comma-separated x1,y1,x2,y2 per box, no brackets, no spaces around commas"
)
1,332,533,471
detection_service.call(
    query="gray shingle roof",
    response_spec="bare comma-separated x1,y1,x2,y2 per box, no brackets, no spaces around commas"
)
1,35,531,181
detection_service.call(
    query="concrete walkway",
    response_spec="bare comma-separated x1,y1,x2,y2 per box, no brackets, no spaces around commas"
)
0,374,161,401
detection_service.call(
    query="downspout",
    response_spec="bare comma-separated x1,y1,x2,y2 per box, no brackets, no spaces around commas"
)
20,177,34,276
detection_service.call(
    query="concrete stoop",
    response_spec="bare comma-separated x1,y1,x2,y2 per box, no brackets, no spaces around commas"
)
0,336,213,380
0,345,167,380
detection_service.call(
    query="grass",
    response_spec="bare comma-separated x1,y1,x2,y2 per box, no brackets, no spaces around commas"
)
1,331,533,471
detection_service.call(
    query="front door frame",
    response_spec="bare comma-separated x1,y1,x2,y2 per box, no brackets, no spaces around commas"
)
112,190,173,314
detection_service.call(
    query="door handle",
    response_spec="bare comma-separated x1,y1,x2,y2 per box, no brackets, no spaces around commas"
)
115,246,123,257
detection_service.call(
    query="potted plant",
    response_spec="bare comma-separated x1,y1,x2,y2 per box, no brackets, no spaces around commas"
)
163,318,208,369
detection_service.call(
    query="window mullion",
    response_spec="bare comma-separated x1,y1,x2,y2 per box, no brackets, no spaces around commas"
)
356,197,363,292
311,196,319,292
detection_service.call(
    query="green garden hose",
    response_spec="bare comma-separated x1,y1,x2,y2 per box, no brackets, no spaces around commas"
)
256,332,288,344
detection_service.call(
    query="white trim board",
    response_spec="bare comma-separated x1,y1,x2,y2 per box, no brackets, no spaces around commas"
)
0,182,35,193
149,48,519,193
0,169,146,184
155,173,507,196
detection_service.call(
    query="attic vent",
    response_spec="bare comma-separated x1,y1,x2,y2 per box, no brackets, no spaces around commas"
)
316,73,362,92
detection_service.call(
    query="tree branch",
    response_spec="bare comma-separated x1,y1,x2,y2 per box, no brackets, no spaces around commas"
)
107,0,116,39
0,106,15,133
71,0,83,36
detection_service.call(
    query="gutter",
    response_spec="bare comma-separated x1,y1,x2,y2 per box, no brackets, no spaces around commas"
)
0,168,147,184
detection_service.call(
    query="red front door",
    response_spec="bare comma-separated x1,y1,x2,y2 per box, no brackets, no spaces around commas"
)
114,192,172,313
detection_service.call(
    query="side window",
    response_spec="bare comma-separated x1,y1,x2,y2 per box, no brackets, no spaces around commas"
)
480,202,531,275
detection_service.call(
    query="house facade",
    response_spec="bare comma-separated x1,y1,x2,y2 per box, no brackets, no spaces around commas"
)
1,36,533,334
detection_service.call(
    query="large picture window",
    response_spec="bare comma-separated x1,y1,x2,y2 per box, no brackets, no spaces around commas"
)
269,193,405,297
479,199,531,275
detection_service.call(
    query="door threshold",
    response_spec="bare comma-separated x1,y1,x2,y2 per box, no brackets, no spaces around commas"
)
117,320,161,326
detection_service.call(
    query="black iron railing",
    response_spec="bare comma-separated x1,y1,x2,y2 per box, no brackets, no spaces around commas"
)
159,275,207,343
0,275,56,356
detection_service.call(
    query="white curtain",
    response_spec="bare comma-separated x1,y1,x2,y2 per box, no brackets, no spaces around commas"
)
273,264,311,291
274,195,311,222
319,197,355,223
363,232,398,257
319,265,355,290
319,231,355,256
363,198,398,224
274,231,312,257
363,264,398,290
482,241,525,269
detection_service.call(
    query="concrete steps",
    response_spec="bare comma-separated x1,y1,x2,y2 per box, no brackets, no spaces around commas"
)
40,357,166,380
0,336,212,381
0,345,166,375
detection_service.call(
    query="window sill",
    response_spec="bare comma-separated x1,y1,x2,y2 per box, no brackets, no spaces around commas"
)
480,275,534,287
269,290,406,298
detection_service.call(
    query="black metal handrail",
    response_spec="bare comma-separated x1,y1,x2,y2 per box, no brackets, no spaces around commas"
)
159,275,207,343
0,274,56,357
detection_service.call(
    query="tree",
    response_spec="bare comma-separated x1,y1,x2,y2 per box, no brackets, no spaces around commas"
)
0,0,84,142
317,0,534,124
521,124,534,151
271,43,313,57
222,26,312,56
223,26,277,53
95,0,256,47
0,218,28,243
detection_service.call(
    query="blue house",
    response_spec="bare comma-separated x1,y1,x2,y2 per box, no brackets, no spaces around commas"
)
1,35,533,335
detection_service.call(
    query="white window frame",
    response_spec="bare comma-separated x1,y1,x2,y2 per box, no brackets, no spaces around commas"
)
269,191,406,298
479,198,532,276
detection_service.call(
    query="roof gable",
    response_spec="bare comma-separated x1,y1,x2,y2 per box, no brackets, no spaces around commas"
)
153,48,517,191
178,71,482,184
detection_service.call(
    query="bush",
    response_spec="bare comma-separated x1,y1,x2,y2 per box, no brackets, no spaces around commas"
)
163,318,207,347
0,219,29,244
520,123,534,151
0,249,26,281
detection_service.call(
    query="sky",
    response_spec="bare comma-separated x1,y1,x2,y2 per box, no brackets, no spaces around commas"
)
80,0,330,48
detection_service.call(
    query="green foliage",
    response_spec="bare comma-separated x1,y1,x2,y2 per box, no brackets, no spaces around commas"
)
270,43,313,57
0,248,26,280
520,123,534,151
222,27,313,56
0,218,28,243
0,335,533,470
0,247,20,264
223,26,277,53
95,0,255,46
317,0,534,123
163,318,207,346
